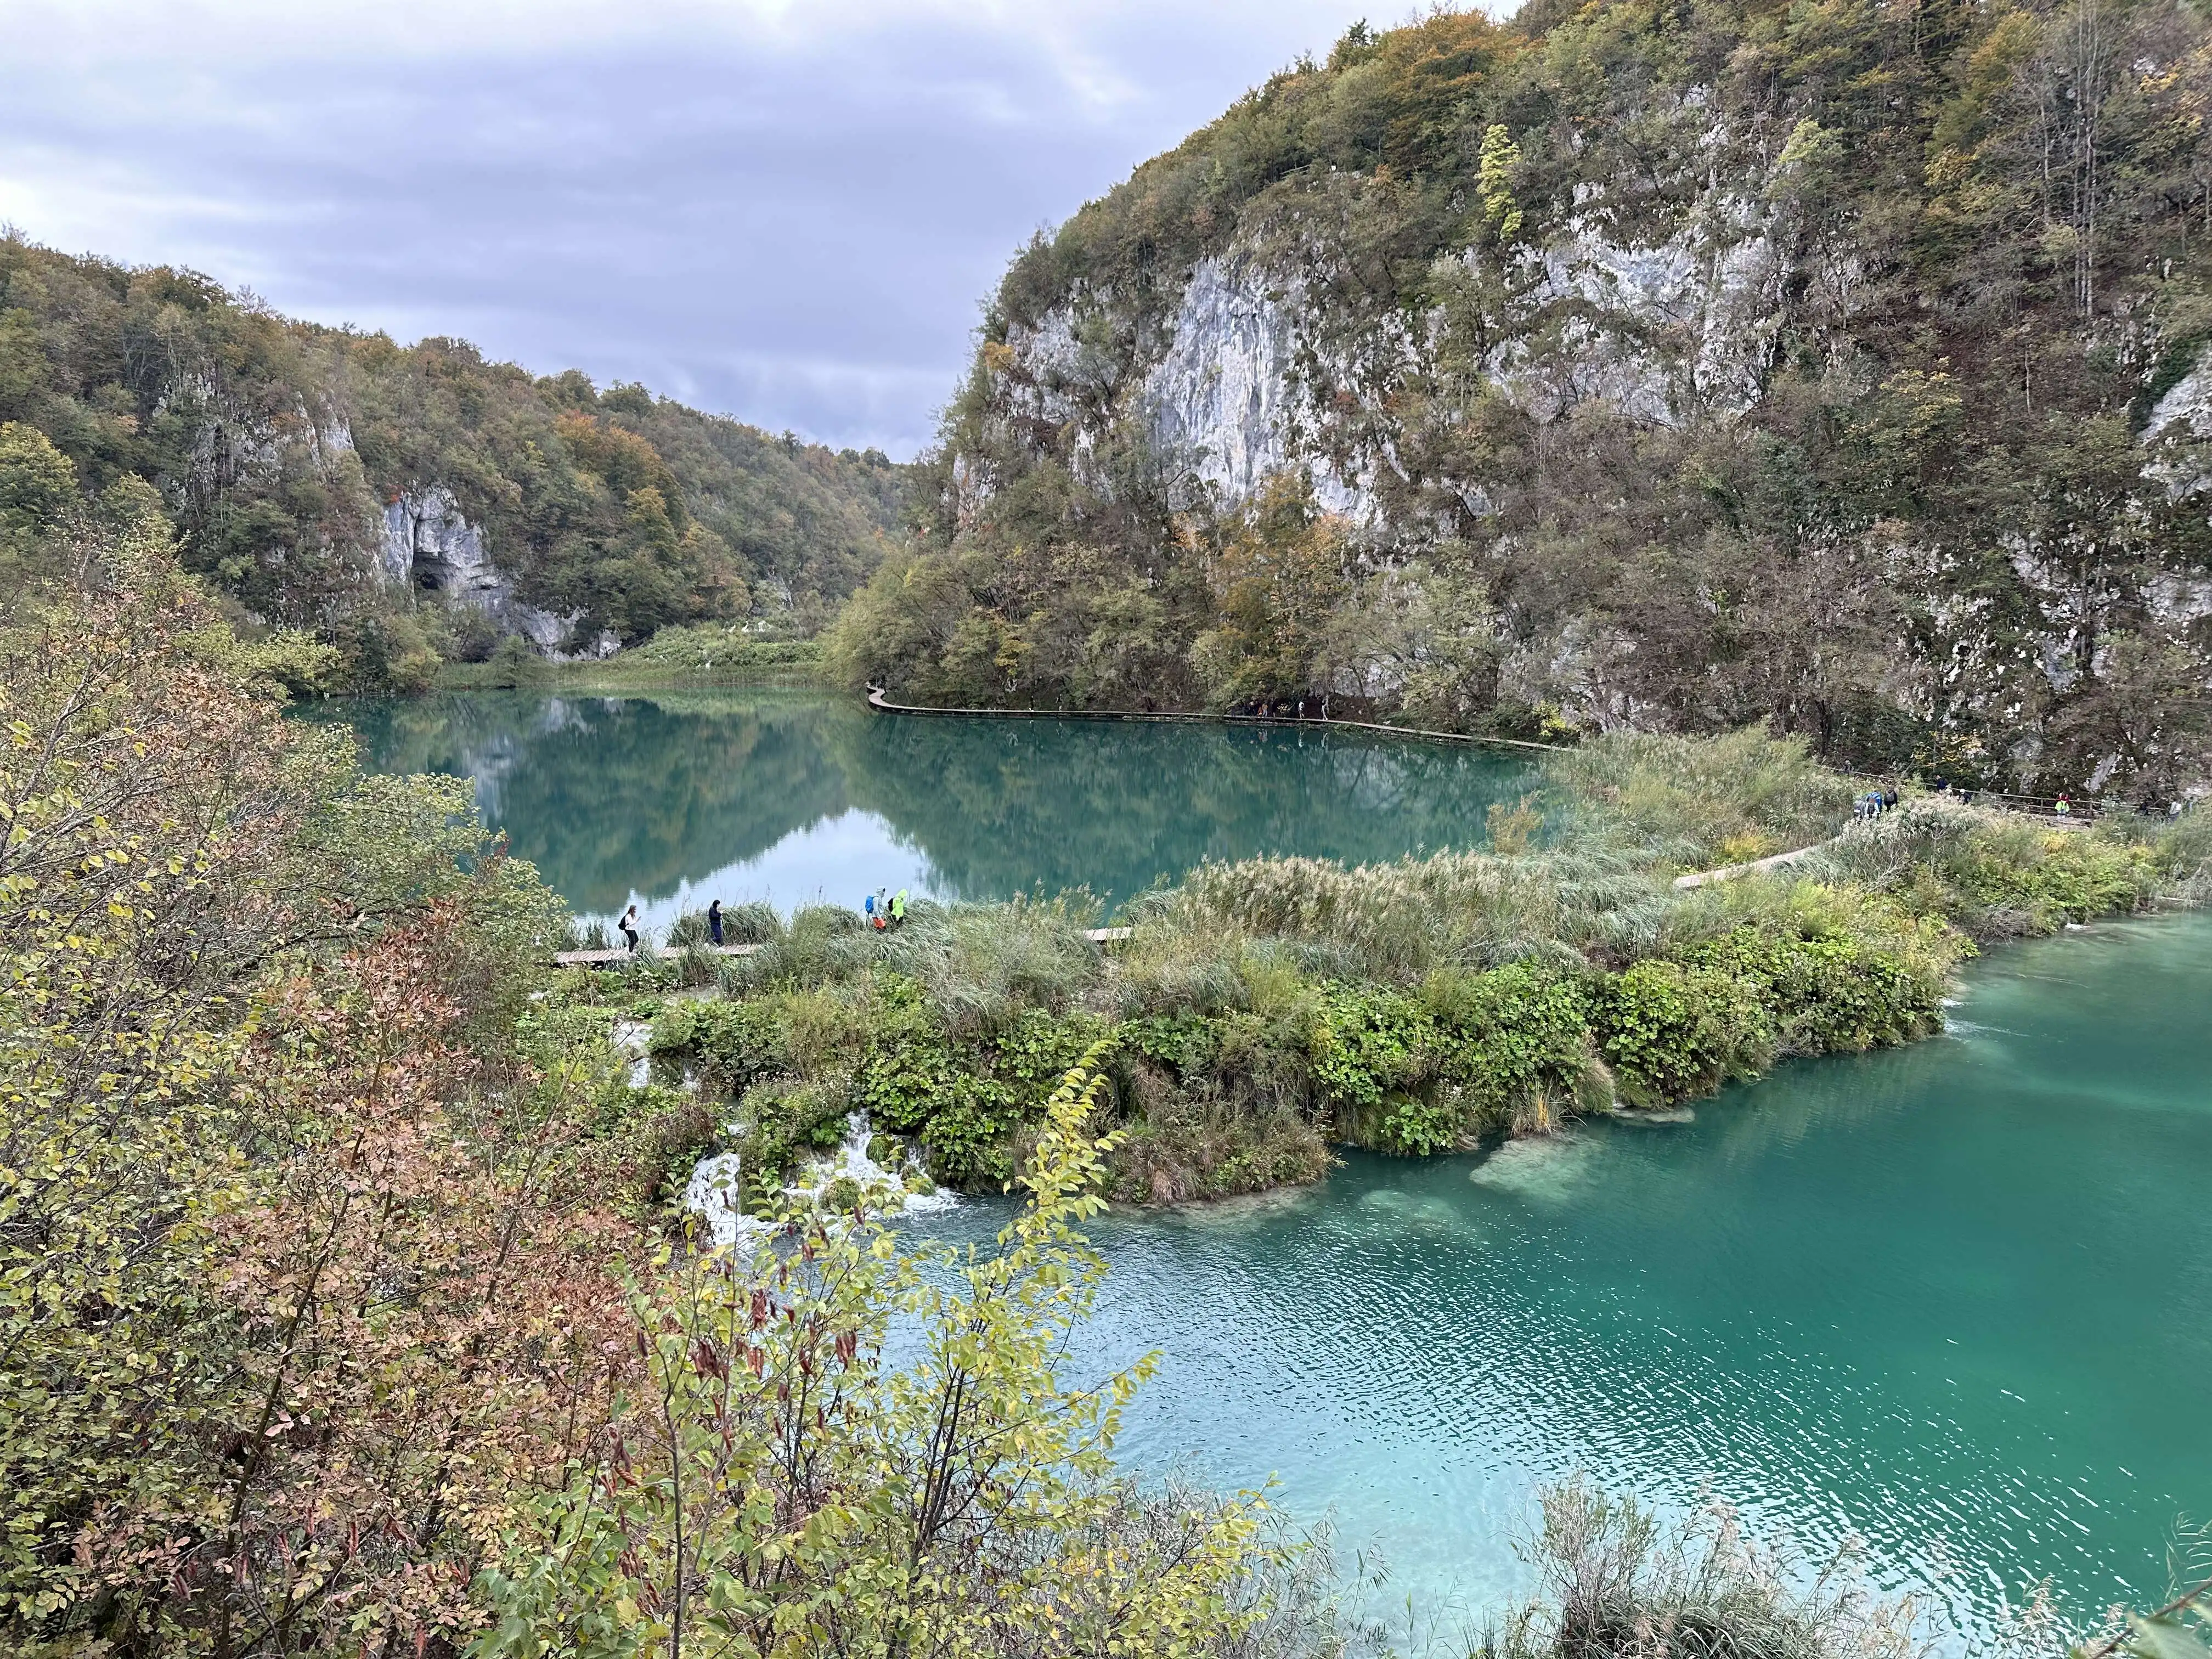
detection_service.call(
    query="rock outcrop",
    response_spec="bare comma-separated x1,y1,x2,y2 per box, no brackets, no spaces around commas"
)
377,488,614,658
904,3,2212,793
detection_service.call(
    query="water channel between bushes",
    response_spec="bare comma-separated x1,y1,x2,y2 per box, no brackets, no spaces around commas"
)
323,690,2212,1649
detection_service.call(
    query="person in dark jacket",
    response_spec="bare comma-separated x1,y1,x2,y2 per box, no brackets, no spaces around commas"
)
707,899,723,947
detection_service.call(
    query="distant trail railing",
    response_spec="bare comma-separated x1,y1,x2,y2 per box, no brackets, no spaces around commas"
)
862,686,1568,753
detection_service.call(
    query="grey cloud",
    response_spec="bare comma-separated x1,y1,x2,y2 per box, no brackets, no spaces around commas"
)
0,3,1379,456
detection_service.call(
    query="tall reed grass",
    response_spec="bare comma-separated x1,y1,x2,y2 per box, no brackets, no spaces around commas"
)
1545,727,1859,868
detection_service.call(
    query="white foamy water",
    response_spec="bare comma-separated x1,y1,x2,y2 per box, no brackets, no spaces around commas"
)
612,1019,652,1087
683,1111,958,1248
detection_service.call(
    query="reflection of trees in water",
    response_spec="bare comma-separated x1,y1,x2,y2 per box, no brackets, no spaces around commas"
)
830,715,1539,907
321,693,854,913
313,696,1542,918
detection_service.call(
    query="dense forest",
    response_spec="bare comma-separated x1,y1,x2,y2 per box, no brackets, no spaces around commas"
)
833,0,2212,802
0,234,904,686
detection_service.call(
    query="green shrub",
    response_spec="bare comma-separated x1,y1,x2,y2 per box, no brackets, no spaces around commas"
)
1424,961,1593,1129
1673,927,1942,1056
848,985,1101,1184
1308,983,1435,1114
916,1074,1025,1184
850,979,958,1136
1368,1091,1463,1156
1122,1010,1217,1073
1949,830,2157,928
1595,960,1769,1108
649,998,788,1093
995,1007,1113,1090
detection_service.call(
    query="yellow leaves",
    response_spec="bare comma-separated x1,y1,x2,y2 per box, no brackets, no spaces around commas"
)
1776,116,1841,173
1477,122,1523,242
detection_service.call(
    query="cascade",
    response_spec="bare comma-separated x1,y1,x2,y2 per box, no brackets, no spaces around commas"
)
682,1111,956,1249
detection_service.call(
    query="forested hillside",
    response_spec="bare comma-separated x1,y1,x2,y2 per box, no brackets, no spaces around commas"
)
834,0,2212,800
0,235,903,685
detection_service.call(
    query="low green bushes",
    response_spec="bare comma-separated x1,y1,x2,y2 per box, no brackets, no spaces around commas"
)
1426,961,1598,1133
1596,960,1766,1107
1819,799,2172,938
574,742,2211,1209
649,998,787,1092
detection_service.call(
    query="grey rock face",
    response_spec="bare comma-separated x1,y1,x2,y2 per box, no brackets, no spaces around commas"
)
378,486,591,654
380,488,499,597
994,132,1791,535
1142,255,1362,515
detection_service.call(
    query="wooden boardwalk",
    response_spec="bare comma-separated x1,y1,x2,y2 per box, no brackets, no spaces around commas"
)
864,686,1567,752
555,926,1133,969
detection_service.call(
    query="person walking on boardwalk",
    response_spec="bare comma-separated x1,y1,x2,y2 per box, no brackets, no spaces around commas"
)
707,899,723,947
619,903,640,953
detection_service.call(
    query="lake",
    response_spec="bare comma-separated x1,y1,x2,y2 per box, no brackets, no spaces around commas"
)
325,692,2212,1647
317,690,1542,926
915,911,2212,1647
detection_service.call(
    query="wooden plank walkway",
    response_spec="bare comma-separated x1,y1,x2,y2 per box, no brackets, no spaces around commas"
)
864,686,1567,752
555,925,1134,969
1673,843,1829,890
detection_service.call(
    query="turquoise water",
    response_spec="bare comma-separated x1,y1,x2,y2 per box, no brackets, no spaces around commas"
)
314,691,1539,925
916,913,2212,1645
325,694,2212,1643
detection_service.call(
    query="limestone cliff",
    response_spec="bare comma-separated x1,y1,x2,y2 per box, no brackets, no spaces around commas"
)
376,488,614,658
891,3,2212,796
0,235,906,673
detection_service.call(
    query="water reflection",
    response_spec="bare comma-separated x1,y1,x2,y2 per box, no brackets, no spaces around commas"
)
315,691,1541,924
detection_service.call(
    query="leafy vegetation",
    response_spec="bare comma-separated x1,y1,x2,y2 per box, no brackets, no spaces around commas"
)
473,1061,1300,1659
0,516,1348,1658
435,631,827,691
840,0,2212,802
610,728,2204,1200
3,505,2203,1657
0,234,904,686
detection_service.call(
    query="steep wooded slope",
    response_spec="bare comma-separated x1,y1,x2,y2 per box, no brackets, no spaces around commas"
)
839,0,2212,798
0,236,902,678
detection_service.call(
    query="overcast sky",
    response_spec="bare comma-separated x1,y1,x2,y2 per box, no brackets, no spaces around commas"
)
0,0,1403,459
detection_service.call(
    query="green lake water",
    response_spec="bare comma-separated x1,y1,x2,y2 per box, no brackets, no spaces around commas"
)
919,913,2212,1646
324,693,2212,1646
315,691,1541,924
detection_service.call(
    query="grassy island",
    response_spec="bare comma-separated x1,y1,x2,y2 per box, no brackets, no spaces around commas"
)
433,628,827,693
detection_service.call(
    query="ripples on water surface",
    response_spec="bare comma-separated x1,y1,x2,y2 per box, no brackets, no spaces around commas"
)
918,915,2212,1647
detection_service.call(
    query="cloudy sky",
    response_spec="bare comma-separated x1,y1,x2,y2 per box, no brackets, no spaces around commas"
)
0,0,1398,458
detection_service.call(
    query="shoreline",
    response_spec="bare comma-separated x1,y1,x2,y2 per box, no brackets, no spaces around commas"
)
862,684,1571,753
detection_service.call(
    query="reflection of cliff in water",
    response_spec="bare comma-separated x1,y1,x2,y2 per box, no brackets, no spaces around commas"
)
319,693,856,915
830,714,1537,907
315,693,1542,919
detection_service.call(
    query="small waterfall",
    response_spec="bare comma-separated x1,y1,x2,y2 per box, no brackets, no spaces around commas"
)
684,1150,760,1248
611,1019,652,1087
681,1110,957,1248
